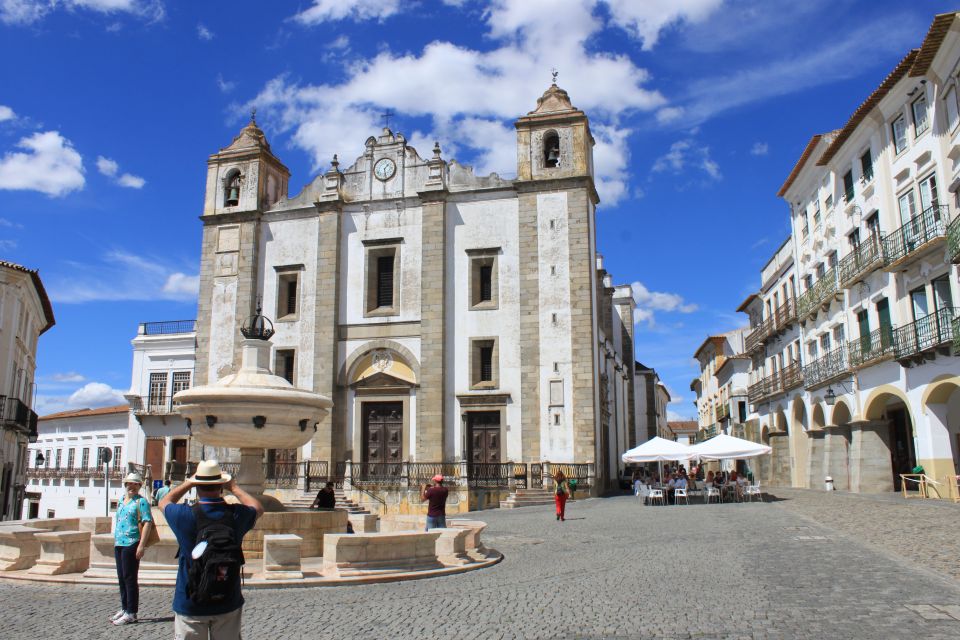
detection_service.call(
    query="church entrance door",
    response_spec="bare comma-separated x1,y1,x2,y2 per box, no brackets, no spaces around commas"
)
467,411,501,485
361,402,403,480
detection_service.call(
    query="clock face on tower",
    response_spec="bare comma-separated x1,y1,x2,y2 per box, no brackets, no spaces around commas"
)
374,158,396,181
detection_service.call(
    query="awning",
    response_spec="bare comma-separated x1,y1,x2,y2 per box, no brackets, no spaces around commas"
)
621,436,694,463
686,433,772,460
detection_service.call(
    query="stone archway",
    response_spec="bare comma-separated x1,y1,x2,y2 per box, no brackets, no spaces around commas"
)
806,402,826,489
854,385,912,493
824,399,853,491
767,408,791,487
920,375,960,480
790,397,809,487
830,400,853,427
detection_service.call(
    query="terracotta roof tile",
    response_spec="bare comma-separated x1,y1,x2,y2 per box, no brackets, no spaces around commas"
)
910,12,958,77
777,134,824,197
39,404,129,421
667,420,698,434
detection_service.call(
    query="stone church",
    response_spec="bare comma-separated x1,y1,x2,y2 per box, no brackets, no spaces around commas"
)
193,83,639,489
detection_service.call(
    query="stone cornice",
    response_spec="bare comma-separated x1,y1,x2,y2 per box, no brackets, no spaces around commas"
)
199,210,261,225
514,176,600,205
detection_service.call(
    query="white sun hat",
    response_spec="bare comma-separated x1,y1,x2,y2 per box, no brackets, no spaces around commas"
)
189,460,232,485
123,472,144,485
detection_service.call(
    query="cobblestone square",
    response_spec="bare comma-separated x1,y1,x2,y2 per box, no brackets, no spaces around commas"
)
3,491,960,639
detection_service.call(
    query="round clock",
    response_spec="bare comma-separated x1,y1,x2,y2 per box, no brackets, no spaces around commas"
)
374,158,396,181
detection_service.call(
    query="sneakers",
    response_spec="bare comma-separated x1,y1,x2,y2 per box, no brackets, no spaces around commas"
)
110,610,125,622
112,613,137,626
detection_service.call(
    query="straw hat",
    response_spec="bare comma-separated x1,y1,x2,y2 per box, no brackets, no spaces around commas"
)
123,472,143,485
189,460,231,485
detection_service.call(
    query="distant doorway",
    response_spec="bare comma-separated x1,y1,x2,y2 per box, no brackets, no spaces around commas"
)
888,407,916,491
362,402,403,464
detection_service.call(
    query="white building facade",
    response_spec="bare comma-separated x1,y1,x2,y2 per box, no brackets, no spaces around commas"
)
726,12,960,493
0,260,54,520
192,83,637,491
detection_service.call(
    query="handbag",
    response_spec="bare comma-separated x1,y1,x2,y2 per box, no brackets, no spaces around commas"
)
136,497,161,549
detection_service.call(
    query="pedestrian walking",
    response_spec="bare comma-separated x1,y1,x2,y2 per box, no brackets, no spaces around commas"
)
420,474,448,530
554,471,570,521
159,460,263,640
111,472,153,626
153,479,172,505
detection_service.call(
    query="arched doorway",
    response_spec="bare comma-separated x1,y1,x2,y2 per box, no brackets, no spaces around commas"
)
807,402,826,489
863,387,916,491
921,376,960,480
826,399,853,491
768,408,791,487
790,398,809,488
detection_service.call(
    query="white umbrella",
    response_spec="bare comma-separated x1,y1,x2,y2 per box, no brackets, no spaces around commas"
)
686,433,771,460
621,436,694,463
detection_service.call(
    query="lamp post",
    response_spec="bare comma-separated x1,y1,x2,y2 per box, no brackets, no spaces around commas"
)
825,387,836,406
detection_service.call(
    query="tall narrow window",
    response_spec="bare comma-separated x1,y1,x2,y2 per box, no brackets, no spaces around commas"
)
860,150,873,183
148,372,168,411
848,229,861,250
364,242,400,316
276,270,299,320
479,265,492,302
470,338,498,389
113,446,122,471
480,346,493,382
945,85,960,133
81,448,90,469
932,276,952,312
801,212,809,239
898,190,917,225
812,199,821,228
892,114,908,154
543,131,560,168
225,172,241,207
912,94,929,136
275,350,295,385
866,212,880,238
468,249,499,310
67,448,75,469
172,371,191,397
377,256,394,307
842,170,855,203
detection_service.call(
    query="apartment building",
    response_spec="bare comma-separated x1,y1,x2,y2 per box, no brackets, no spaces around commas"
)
728,12,960,494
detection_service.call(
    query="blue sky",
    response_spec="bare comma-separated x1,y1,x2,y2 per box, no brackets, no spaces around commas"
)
1,0,955,418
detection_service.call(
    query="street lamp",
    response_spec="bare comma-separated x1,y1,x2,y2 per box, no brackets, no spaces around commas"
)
35,451,45,467
825,387,836,406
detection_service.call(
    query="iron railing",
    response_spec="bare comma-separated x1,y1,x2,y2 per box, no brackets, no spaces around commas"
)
304,461,330,492
408,462,462,486
949,214,960,264
838,234,884,288
848,327,896,368
716,403,730,422
883,205,948,267
953,315,960,353
747,362,803,402
351,462,405,486
27,467,125,481
803,344,850,389
530,463,544,488
140,320,197,335
548,463,591,488
744,320,771,353
264,461,302,489
130,395,179,415
894,307,957,361
744,298,797,352
798,266,840,319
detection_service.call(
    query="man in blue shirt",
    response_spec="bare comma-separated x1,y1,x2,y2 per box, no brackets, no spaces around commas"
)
159,460,263,639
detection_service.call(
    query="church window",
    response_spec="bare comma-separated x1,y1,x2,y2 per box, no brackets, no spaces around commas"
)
543,131,560,168
275,349,295,385
363,240,401,317
224,171,241,207
470,338,498,389
467,248,499,310
276,269,300,321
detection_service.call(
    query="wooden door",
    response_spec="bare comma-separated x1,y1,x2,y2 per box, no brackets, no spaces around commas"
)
362,402,403,464
467,412,501,464
171,439,187,463
145,439,164,480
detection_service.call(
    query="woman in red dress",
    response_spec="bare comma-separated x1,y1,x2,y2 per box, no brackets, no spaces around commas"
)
554,471,570,521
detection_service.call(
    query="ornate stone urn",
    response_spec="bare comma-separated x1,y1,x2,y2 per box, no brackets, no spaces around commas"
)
173,310,332,511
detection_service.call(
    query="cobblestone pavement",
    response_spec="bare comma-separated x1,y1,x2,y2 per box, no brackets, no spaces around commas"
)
3,492,960,639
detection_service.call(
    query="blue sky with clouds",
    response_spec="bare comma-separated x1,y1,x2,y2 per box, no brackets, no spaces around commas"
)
1,0,954,418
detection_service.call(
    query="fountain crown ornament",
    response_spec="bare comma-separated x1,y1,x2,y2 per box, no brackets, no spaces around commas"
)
241,299,275,341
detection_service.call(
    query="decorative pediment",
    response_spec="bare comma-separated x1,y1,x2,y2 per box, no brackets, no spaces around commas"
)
354,371,415,389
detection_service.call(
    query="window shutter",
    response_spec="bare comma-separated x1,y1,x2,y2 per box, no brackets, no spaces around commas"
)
479,265,492,301
377,256,394,307
480,346,493,381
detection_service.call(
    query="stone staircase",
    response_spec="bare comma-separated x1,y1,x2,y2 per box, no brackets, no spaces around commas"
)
499,488,561,509
286,490,371,514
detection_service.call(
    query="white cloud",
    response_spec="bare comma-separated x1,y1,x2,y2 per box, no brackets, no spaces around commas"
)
605,0,725,50
68,382,126,407
0,131,85,197
750,142,769,156
197,22,213,40
96,154,145,188
162,272,199,298
631,280,698,328
330,35,350,50
216,73,237,94
655,106,684,124
652,138,721,182
0,0,164,25
0,105,14,122
47,250,198,303
667,409,694,422
293,0,401,25
0,217,23,228
50,372,86,383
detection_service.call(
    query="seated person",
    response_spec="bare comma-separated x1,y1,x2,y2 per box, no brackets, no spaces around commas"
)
674,473,688,490
705,470,715,486
311,481,337,510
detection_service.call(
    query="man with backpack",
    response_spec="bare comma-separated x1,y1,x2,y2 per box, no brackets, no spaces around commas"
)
159,460,263,639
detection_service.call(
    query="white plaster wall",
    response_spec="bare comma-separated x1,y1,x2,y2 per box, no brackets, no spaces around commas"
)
207,279,237,383
535,192,575,462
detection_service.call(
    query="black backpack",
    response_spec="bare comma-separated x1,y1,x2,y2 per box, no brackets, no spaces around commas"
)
186,504,245,606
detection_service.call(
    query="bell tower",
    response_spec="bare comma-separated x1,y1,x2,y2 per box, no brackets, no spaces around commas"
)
514,81,595,182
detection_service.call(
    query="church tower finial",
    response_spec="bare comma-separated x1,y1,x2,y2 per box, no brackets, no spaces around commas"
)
551,68,558,85
250,107,257,124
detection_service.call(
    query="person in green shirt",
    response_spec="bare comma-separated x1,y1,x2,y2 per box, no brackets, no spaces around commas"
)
153,480,171,504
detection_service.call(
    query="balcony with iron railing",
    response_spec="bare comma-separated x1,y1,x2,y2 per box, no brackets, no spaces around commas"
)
883,205,949,269
953,314,960,353
893,307,957,364
747,361,804,403
848,327,896,369
745,298,797,352
139,320,197,336
0,395,38,441
803,344,850,389
716,402,730,422
130,395,179,416
949,214,960,264
798,267,840,320
744,319,771,353
838,234,885,288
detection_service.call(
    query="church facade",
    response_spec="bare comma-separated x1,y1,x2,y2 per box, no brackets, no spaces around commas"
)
192,84,638,490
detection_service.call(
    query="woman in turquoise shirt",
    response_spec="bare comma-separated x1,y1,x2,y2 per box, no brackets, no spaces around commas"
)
111,472,153,626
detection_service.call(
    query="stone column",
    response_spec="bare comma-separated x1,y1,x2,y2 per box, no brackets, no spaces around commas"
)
766,431,791,487
806,430,826,490
850,420,894,493
312,206,342,463
822,424,851,491
417,194,448,461
517,192,541,463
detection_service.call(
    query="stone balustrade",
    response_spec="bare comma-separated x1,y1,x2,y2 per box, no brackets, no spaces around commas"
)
29,531,90,575
0,525,47,571
263,534,303,580
84,533,179,583
322,530,442,577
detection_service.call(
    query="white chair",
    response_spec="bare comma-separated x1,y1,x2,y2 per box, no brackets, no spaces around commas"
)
637,484,651,504
673,487,688,505
744,482,762,502
705,485,721,504
648,488,665,506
